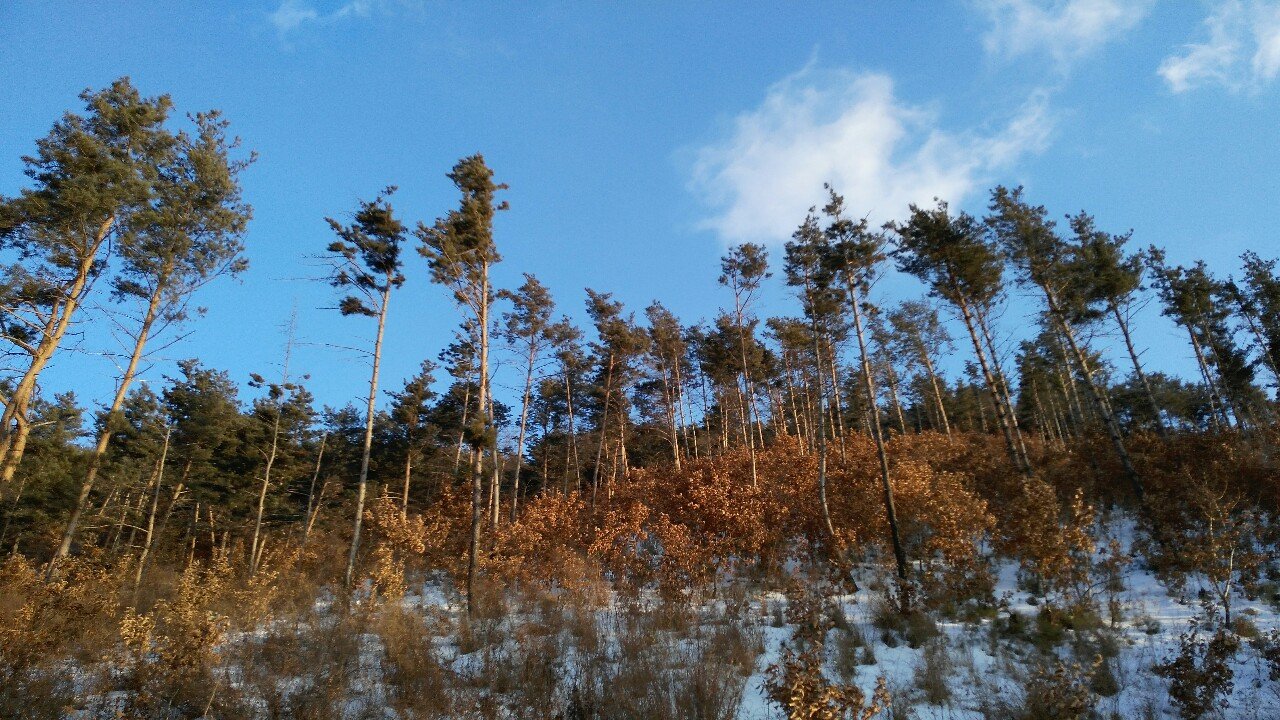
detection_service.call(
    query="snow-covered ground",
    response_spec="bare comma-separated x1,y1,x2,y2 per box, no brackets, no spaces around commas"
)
132,513,1274,719
379,515,1280,719
727,559,1279,719
736,518,1280,718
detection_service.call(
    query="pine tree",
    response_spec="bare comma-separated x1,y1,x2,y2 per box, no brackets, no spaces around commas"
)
892,200,1033,475
1149,252,1260,430
323,187,406,588
388,361,437,521
497,274,556,520
417,155,505,617
549,317,587,494
784,212,843,542
437,332,480,472
162,359,246,521
584,289,647,504
643,301,689,470
822,187,907,581
1232,252,1280,392
987,186,1144,503
51,107,252,570
0,392,85,552
1069,213,1165,433
96,384,167,572
719,243,770,485
0,78,173,484
766,317,819,447
246,319,315,574
887,301,952,435
867,308,908,434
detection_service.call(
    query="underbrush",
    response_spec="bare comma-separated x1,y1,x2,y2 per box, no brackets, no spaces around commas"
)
3,433,1280,718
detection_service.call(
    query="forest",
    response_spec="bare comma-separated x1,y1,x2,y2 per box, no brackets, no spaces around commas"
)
3,77,1280,720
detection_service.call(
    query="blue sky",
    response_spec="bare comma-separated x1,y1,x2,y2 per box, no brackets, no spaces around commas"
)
2,0,1279,418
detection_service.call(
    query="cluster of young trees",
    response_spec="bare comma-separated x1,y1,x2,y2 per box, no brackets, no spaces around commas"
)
3,78,1279,610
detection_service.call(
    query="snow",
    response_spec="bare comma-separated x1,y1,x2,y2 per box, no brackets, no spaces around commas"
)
358,515,1277,718
66,512,1280,718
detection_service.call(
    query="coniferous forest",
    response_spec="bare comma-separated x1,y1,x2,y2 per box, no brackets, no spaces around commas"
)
4,76,1280,720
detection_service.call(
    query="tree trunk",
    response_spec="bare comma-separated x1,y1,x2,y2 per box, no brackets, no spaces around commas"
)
540,414,552,493
563,370,581,495
955,294,1031,476
667,377,682,470
812,318,837,542
304,480,330,543
465,263,491,618
107,490,127,552
1046,392,1068,445
847,285,908,580
826,342,847,462
590,353,615,508
488,393,501,529
1193,321,1245,429
1043,288,1145,504
302,434,327,544
0,216,113,483
782,353,805,442
251,404,285,574
882,354,909,435
1111,303,1165,435
454,381,471,471
979,308,1032,467
186,502,199,568
1186,327,1227,431
675,359,696,461
345,281,392,589
1238,305,1280,385
920,351,951,435
489,422,502,531
665,353,686,471
511,343,537,521
400,447,413,523
133,427,171,604
733,301,759,487
799,368,816,451
51,273,166,572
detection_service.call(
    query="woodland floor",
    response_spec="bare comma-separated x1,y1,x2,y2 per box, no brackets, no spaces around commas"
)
237,514,1280,719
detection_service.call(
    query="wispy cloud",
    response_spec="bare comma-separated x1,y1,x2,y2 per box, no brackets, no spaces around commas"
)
1159,0,1280,93
268,0,391,35
690,67,1053,244
976,0,1153,69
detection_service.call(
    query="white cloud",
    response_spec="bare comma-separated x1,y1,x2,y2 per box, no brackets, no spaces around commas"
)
976,0,1153,68
690,67,1053,244
269,1,320,33
268,0,375,35
1160,0,1280,93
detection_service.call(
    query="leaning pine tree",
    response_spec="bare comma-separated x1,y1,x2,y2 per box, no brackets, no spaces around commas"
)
892,202,1033,477
323,188,407,589
1070,213,1166,435
417,155,506,618
822,187,908,582
0,78,171,485
51,109,252,571
784,212,843,547
987,186,1145,504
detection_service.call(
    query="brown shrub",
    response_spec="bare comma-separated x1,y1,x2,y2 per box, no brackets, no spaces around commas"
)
764,644,891,720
